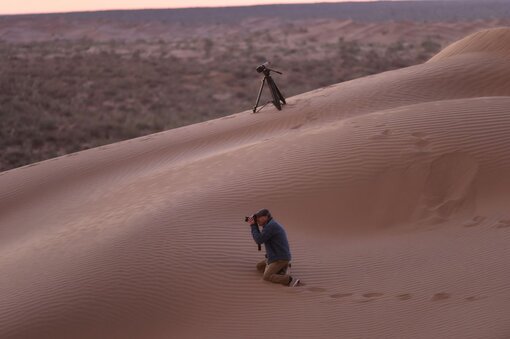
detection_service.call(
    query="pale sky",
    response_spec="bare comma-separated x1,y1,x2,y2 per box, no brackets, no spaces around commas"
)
1,0,373,15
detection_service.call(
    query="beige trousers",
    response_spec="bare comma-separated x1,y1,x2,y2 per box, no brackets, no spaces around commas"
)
256,259,291,285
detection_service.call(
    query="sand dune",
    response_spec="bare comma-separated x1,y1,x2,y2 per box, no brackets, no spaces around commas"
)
2,27,510,338
429,26,510,62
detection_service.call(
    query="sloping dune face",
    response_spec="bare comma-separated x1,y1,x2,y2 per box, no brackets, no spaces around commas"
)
2,28,510,338
428,26,510,62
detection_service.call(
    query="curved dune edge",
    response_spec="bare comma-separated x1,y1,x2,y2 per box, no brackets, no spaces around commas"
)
1,28,510,338
428,26,510,62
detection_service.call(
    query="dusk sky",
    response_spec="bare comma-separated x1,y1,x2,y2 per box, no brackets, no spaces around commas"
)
1,0,374,15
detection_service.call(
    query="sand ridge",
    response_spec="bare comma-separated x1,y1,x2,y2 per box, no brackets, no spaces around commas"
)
2,28,510,338
429,26,510,62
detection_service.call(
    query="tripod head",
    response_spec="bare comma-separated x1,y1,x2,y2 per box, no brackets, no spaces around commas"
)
256,62,283,76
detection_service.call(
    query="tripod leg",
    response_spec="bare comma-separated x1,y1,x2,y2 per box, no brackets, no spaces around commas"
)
253,78,266,113
267,77,282,110
273,82,286,105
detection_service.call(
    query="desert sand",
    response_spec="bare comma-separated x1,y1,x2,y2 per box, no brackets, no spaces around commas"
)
2,27,510,338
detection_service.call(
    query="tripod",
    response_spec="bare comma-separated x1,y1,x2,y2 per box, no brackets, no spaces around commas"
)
253,66,286,113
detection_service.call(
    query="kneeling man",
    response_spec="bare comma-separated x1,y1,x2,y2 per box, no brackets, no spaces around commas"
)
247,209,300,287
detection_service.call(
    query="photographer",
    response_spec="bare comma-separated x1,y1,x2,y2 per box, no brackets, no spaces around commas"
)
246,209,300,287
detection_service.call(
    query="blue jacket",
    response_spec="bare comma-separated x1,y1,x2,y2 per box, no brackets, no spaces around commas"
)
251,219,292,264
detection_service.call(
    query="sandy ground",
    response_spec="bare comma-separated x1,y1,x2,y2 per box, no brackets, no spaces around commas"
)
2,27,510,338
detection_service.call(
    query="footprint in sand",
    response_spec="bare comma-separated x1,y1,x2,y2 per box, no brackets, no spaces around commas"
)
330,293,353,299
411,132,430,148
397,293,412,301
431,292,450,301
291,124,303,130
463,216,486,228
466,295,487,302
414,138,430,148
370,129,392,140
355,292,384,303
381,129,392,136
495,220,510,229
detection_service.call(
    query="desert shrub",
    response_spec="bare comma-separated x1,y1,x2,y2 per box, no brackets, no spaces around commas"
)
421,39,441,53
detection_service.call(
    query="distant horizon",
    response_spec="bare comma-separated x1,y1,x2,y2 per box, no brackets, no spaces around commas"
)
1,0,380,16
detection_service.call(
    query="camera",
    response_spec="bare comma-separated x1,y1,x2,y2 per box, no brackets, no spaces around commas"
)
256,62,269,73
245,214,257,222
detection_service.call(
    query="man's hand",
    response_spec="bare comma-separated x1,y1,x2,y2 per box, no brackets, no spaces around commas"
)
247,216,255,225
